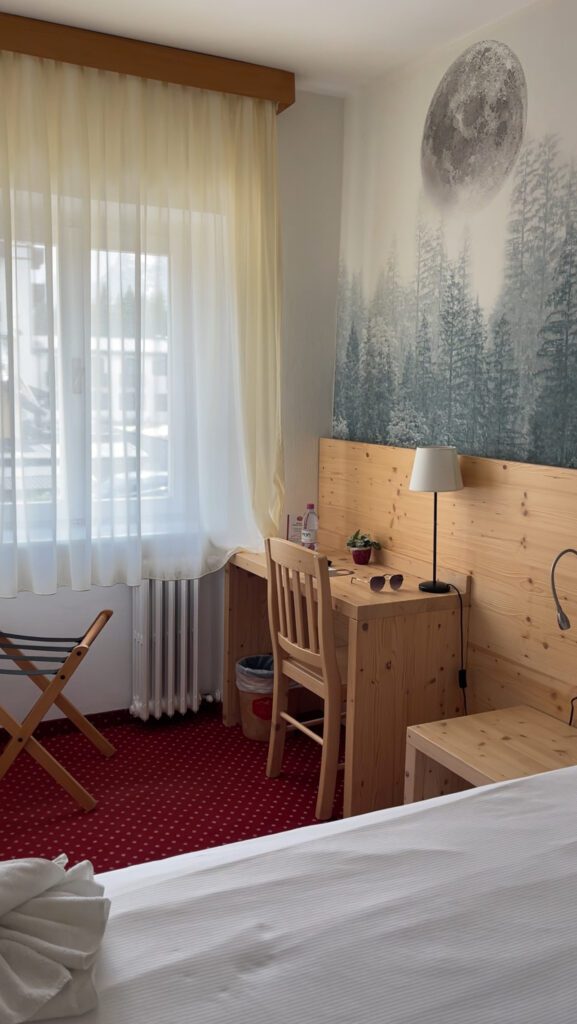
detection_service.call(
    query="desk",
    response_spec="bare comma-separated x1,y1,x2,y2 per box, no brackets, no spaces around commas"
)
224,548,470,816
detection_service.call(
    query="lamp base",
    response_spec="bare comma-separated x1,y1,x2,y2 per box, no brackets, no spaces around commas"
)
419,580,451,594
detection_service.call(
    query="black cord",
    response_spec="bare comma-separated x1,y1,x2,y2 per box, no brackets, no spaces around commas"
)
447,584,464,668
569,697,577,727
447,583,467,715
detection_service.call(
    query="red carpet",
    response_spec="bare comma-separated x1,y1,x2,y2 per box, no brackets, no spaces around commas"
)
0,704,343,873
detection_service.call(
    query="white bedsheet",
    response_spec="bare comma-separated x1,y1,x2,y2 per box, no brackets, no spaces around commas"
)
58,769,577,1023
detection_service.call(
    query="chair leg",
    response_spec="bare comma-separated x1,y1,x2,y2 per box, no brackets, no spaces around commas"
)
315,700,341,820
266,672,290,778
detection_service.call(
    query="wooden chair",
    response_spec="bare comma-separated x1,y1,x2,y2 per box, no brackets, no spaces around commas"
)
0,610,115,811
265,538,346,820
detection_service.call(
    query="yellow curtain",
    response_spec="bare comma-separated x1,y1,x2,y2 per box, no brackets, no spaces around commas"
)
0,51,283,594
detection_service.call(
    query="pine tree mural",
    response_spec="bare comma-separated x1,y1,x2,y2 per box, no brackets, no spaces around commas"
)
532,136,565,323
495,136,570,441
388,345,430,447
437,263,466,443
485,315,521,460
332,128,577,472
384,243,400,347
340,322,362,440
333,262,351,430
349,271,368,343
414,313,433,424
336,261,352,363
457,230,472,301
561,163,577,237
384,240,416,363
370,270,387,322
431,223,447,348
531,219,577,466
501,141,538,364
360,312,396,443
414,216,435,341
457,299,488,455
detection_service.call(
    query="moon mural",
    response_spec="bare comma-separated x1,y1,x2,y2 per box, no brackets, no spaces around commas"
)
421,40,527,213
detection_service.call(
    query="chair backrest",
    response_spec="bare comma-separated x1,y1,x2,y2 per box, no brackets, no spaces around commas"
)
265,538,341,704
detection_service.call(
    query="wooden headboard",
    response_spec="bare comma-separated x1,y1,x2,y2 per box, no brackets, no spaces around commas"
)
318,438,577,722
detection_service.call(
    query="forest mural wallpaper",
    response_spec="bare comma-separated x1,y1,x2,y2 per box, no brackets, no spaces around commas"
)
333,0,577,468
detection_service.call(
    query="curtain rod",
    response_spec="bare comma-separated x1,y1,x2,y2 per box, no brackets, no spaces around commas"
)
0,11,295,112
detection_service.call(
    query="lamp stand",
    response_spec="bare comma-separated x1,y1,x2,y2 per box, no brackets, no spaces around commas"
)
419,491,450,594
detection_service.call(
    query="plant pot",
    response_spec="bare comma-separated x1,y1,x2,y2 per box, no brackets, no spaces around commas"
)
351,546,372,565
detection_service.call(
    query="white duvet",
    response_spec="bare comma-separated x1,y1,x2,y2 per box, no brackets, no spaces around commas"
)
59,768,577,1023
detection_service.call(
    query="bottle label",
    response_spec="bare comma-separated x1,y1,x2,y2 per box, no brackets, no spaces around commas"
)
301,529,317,549
286,514,303,544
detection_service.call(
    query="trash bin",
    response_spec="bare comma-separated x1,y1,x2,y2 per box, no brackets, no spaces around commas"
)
236,655,275,742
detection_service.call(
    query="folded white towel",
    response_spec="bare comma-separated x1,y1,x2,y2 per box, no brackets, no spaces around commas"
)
0,856,110,1024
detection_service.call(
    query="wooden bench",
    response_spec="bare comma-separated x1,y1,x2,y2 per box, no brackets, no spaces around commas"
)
404,705,577,803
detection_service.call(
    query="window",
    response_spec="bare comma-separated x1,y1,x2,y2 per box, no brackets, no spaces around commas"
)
5,240,172,535
0,52,280,595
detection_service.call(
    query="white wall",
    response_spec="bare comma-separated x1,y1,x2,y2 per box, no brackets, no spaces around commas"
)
0,91,345,721
278,90,344,522
0,585,132,721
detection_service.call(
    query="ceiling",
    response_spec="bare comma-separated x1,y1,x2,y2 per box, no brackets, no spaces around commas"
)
4,0,538,93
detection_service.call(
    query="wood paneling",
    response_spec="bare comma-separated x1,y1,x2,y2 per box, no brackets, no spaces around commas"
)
319,438,577,725
0,12,295,112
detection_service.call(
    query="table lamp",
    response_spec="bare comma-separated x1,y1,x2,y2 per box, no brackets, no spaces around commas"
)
409,446,463,593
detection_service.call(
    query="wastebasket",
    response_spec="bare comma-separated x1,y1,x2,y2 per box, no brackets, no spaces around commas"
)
236,655,275,742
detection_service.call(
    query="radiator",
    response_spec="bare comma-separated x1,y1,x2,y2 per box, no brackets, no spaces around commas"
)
131,579,200,721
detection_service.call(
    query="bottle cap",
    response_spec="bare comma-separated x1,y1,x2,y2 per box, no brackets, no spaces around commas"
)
306,503,315,509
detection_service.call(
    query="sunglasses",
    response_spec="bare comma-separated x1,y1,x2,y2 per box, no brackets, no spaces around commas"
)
351,573,404,593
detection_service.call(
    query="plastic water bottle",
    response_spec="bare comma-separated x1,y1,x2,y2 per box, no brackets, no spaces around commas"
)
301,503,319,550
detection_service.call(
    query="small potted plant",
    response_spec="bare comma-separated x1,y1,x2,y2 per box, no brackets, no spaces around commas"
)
346,530,381,565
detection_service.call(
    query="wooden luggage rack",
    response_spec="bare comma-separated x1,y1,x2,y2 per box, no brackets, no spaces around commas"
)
0,610,115,811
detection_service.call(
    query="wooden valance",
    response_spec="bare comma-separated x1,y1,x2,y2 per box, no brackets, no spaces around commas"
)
0,11,295,112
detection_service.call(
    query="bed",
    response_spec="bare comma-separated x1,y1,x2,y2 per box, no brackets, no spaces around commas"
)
59,768,577,1023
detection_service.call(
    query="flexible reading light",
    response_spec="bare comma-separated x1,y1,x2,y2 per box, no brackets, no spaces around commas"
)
550,548,577,630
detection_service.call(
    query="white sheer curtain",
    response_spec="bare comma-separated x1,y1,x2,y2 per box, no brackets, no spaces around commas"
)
0,52,283,597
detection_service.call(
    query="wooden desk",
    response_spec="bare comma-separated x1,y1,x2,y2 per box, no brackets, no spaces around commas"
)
404,705,577,803
224,547,470,816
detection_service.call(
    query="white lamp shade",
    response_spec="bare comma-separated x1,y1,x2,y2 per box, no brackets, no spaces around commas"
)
409,446,463,493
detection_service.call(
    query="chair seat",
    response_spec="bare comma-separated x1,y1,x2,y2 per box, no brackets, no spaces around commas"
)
283,645,348,700
291,645,348,685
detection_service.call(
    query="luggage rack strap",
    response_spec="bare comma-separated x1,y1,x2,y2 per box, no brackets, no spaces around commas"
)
0,643,76,653
0,668,60,676
0,654,66,663
0,631,82,643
